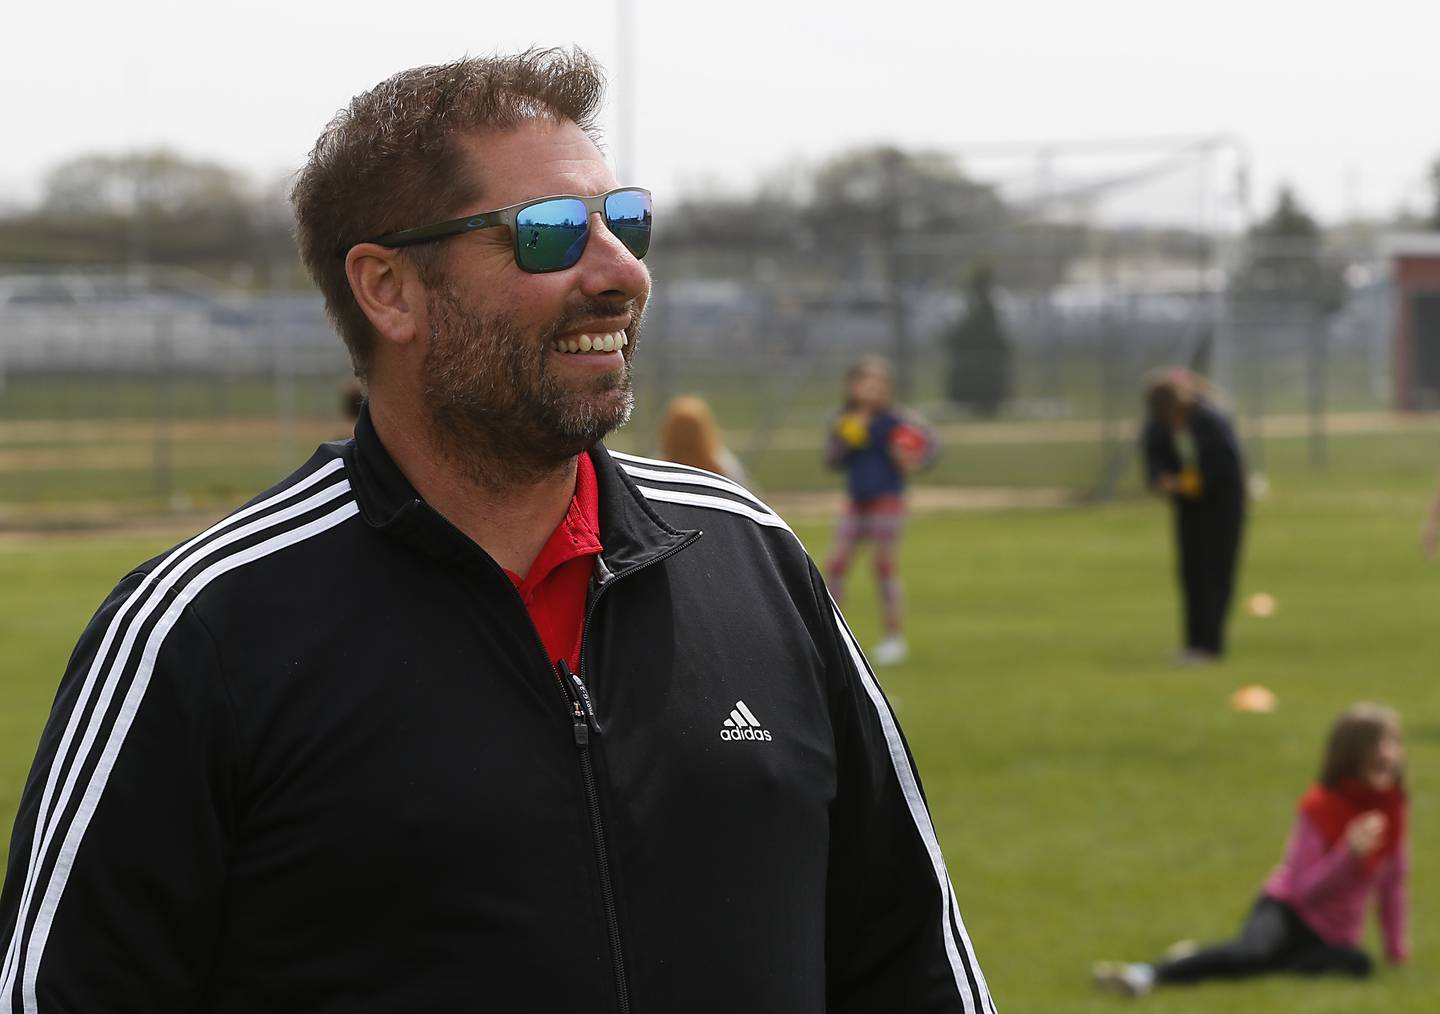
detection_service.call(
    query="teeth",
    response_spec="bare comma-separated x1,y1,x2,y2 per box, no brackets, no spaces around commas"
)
552,331,630,354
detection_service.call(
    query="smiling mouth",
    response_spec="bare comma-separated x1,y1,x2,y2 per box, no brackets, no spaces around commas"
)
551,331,629,355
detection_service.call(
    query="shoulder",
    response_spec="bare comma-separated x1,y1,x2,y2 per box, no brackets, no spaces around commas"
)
1193,399,1236,434
57,447,361,715
609,449,795,542
607,449,831,635
125,445,361,617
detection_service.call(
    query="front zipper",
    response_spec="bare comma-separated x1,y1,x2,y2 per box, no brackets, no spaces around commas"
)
554,531,700,1014
557,659,628,1014
432,492,699,1014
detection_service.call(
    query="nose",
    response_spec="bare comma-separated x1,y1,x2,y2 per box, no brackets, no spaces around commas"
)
575,210,650,303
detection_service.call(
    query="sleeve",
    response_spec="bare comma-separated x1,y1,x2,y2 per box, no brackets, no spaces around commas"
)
810,563,996,1013
1140,420,1177,491
0,572,237,1013
898,407,942,471
825,413,853,470
1377,840,1409,964
1283,815,1360,905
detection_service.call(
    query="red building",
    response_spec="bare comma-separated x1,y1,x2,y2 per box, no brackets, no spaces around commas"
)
1385,233,1440,411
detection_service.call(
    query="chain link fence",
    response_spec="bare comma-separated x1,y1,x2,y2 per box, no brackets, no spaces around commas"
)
0,190,1413,525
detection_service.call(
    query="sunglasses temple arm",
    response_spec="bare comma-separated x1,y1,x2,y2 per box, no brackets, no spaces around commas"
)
372,211,504,249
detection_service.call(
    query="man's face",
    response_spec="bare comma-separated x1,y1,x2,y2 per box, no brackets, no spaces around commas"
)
417,119,651,474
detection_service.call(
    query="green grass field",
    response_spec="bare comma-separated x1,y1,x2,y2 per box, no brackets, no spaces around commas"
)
1,440,1437,1011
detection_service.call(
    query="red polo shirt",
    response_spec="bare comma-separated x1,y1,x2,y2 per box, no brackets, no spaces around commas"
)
502,453,602,673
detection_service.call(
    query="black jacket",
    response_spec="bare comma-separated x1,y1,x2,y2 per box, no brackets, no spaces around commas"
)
1141,399,1246,519
1,410,995,1014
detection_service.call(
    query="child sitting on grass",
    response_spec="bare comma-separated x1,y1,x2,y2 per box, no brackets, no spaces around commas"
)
1094,702,1409,996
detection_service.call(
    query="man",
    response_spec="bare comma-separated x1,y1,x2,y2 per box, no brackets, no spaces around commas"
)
0,50,995,1013
1141,368,1247,662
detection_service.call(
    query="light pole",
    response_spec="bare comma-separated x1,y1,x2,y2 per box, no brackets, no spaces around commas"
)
616,0,636,184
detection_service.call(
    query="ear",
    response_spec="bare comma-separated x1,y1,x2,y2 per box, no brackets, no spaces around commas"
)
345,243,427,348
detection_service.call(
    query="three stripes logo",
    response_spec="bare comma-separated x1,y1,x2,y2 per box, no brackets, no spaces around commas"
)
719,700,772,742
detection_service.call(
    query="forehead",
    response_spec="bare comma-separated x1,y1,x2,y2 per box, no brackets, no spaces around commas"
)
458,119,617,209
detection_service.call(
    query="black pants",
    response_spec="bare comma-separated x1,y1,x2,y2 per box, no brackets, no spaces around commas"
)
1176,505,1243,655
1155,896,1372,984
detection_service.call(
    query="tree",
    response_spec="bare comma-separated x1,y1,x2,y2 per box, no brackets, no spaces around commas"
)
42,150,252,219
805,145,1008,287
944,259,1011,416
0,149,296,283
799,147,1012,398
1236,185,1343,316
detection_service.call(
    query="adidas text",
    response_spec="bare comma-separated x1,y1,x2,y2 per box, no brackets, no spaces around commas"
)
719,700,772,742
720,727,773,742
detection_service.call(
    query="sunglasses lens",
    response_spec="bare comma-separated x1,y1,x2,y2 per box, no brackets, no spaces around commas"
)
605,189,652,261
515,198,589,272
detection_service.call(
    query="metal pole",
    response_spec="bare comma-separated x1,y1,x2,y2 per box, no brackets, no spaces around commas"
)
1214,145,1252,398
1098,240,1119,474
272,257,296,470
882,149,914,400
1307,310,1328,467
1249,308,1266,475
616,0,637,183
154,314,174,505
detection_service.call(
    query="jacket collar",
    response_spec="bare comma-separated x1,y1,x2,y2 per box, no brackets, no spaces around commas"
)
343,403,697,577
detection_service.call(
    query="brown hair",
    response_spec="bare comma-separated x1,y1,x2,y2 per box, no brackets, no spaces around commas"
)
1319,702,1402,788
659,396,726,475
291,49,607,377
1144,367,1195,421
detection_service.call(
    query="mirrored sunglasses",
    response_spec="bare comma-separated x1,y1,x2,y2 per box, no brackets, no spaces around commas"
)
361,187,652,273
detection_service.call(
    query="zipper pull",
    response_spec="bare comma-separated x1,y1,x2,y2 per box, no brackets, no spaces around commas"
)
557,659,602,744
571,700,589,747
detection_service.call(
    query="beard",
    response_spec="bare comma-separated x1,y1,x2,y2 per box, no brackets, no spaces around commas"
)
420,283,641,491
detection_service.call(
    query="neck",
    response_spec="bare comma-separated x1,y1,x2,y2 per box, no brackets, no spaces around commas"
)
369,398,579,576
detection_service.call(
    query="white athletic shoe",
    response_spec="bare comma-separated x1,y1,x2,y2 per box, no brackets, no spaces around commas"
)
872,636,908,666
1163,939,1200,961
1092,961,1155,997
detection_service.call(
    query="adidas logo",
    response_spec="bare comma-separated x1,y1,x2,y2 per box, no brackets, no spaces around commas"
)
720,700,772,742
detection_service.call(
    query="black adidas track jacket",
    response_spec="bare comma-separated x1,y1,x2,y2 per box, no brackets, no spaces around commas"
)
1,410,995,1013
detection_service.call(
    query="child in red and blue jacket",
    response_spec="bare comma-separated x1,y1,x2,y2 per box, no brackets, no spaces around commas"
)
824,356,937,666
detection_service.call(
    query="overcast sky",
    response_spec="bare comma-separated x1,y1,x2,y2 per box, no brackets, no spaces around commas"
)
5,0,1438,225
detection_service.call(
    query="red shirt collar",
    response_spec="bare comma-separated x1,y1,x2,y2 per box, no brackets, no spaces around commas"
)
505,452,602,601
502,454,602,673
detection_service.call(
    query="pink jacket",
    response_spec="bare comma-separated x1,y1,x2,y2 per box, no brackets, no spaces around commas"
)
1263,813,1409,962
